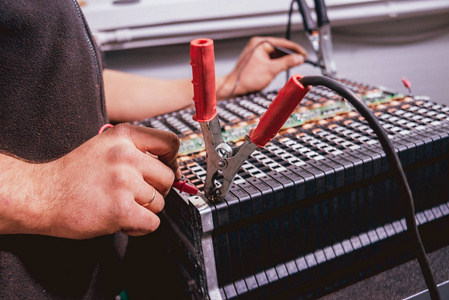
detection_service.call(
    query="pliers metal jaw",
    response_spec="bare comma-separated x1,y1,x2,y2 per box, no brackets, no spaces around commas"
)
202,121,259,200
317,20,337,77
190,38,311,202
294,0,337,77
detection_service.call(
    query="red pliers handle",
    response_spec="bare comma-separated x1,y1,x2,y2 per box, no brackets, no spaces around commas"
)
190,38,310,201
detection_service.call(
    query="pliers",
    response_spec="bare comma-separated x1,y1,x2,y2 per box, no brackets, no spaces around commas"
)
190,38,310,201
289,0,337,77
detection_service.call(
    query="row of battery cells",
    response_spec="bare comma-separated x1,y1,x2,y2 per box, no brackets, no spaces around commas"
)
252,96,273,109
309,86,340,103
215,94,271,125
220,94,275,120
276,136,327,161
148,113,198,137
239,99,267,116
279,133,342,161
415,99,449,118
222,102,255,120
378,112,425,136
325,123,375,148
374,101,446,138
321,103,436,145
215,97,266,124
303,79,373,107
312,125,367,151
385,101,449,131
179,161,207,191
239,149,288,180
303,130,349,155
338,78,373,94
342,121,381,145
303,80,367,105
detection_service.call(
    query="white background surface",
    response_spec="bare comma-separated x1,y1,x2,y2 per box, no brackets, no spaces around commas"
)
103,12,449,106
82,0,449,50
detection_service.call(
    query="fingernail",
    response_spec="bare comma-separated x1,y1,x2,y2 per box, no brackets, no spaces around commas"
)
294,55,305,64
175,169,182,180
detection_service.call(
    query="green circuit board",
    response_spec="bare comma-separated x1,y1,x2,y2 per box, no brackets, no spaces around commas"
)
178,89,401,156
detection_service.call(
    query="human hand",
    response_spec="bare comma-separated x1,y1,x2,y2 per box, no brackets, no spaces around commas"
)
35,124,180,239
217,36,307,99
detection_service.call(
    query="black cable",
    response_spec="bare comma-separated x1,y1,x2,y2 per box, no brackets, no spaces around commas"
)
298,75,441,300
304,59,323,68
286,0,296,81
286,0,295,42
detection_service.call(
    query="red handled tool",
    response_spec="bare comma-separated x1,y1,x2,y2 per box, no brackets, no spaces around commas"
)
190,38,310,201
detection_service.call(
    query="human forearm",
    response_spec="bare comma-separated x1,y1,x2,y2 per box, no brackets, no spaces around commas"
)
104,69,233,122
104,69,193,122
0,154,51,235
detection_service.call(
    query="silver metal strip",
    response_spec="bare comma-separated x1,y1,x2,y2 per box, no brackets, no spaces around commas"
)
190,195,222,300
403,280,449,300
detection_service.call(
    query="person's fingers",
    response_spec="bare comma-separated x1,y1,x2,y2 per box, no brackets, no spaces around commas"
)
138,153,175,196
122,212,161,236
270,54,305,74
141,187,165,213
124,170,166,212
247,37,307,75
132,177,165,213
260,40,275,55
175,169,182,181
263,36,308,57
116,195,161,236
113,124,180,176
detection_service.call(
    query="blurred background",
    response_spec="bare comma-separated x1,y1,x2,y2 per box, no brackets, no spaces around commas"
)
81,0,449,105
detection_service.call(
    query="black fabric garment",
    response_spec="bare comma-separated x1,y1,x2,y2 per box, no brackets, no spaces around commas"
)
0,0,106,161
0,0,127,298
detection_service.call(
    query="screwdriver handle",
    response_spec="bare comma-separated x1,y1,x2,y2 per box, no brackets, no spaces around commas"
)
190,38,217,122
249,74,310,147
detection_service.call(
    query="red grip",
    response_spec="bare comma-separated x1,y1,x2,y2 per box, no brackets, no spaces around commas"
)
190,38,217,122
249,74,310,147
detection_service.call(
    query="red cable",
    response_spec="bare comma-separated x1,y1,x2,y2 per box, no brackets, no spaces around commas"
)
98,123,114,135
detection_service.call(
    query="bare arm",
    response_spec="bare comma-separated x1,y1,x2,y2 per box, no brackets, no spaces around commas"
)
104,36,306,122
0,124,180,239
0,154,48,235
104,70,193,122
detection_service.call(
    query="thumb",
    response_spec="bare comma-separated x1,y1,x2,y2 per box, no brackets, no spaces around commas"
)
271,54,305,74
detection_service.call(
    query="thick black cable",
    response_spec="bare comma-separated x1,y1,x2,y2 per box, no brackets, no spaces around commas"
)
298,76,441,300
286,0,296,81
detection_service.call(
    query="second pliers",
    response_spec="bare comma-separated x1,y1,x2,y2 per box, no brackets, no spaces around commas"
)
287,0,337,77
